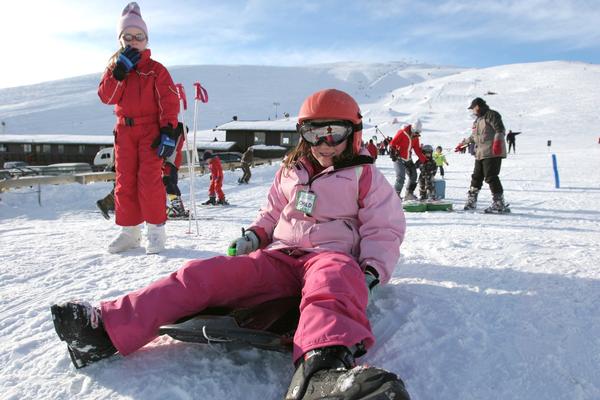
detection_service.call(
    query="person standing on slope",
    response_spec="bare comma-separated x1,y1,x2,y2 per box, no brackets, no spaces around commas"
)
506,130,521,154
98,2,180,254
389,120,428,200
455,97,509,213
50,89,411,400
201,151,228,205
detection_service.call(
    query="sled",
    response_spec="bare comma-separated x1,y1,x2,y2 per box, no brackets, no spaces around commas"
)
426,201,453,211
403,200,453,212
159,297,300,353
402,201,427,212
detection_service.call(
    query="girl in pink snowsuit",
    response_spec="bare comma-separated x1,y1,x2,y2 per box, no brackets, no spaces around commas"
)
51,89,410,400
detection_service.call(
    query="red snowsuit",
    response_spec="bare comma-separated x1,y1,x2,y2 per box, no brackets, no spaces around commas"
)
207,156,225,200
98,49,179,226
389,125,427,163
366,142,378,159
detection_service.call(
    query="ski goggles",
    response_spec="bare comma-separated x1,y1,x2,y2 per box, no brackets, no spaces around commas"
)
297,121,360,146
121,33,147,42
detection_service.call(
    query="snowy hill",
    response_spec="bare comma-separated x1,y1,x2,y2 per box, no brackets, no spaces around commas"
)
0,61,463,135
1,60,600,399
361,61,600,151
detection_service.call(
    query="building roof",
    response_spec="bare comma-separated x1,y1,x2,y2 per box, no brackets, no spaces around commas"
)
214,119,297,132
190,140,238,151
0,134,114,145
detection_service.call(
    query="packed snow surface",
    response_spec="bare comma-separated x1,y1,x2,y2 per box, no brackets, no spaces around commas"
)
1,60,600,399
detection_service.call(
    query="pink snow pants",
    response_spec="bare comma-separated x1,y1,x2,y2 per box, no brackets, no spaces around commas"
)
101,249,373,362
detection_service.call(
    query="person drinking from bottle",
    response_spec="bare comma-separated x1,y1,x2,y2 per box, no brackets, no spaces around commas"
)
98,2,180,254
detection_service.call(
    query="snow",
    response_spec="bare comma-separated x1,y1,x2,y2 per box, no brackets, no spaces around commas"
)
1,60,600,399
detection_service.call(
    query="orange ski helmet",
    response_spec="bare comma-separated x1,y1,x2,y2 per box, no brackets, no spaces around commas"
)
297,89,363,153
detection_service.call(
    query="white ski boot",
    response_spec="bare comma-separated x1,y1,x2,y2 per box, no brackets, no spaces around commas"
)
146,223,166,254
107,226,142,254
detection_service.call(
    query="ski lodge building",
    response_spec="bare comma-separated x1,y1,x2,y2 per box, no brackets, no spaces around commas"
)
213,118,298,158
0,134,113,166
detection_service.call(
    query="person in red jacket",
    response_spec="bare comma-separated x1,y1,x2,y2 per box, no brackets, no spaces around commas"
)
366,139,378,160
201,151,228,205
98,2,179,254
389,119,428,200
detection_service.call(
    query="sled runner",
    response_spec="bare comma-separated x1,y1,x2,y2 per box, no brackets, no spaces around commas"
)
159,297,300,353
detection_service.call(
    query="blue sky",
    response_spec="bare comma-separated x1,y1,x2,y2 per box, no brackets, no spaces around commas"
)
1,0,599,88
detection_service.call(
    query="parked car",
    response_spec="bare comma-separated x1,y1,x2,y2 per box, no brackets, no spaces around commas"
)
93,147,114,168
213,152,243,163
3,161,28,169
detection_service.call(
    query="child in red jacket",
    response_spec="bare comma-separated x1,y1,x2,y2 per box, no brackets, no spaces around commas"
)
98,2,179,254
201,151,228,205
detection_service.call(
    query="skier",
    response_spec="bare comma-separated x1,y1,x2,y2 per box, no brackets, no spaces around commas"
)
432,145,449,178
389,120,428,200
201,150,228,205
418,145,438,201
238,147,254,184
455,97,509,213
366,139,378,159
163,123,189,219
98,2,180,254
506,130,521,153
50,89,411,400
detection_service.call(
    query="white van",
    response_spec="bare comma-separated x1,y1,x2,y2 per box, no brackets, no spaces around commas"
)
94,147,114,167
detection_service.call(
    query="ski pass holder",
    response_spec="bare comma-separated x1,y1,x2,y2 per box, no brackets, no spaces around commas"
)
295,190,317,215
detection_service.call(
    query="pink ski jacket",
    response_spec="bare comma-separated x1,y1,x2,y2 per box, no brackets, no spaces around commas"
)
250,155,406,284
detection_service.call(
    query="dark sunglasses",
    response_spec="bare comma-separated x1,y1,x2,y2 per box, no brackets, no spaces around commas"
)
121,33,147,42
297,121,360,146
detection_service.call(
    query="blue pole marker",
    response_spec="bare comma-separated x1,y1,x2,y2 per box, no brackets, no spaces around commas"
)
552,154,560,188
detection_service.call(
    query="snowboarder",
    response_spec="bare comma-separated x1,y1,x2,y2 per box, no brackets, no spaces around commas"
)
98,2,180,254
389,120,428,200
506,130,521,153
432,145,449,178
418,145,438,201
50,89,411,400
163,123,189,219
455,97,510,213
238,147,254,184
201,150,228,205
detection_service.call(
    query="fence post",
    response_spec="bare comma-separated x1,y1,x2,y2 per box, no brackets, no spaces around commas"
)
551,154,560,189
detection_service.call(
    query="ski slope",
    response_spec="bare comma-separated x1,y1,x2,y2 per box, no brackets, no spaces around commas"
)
1,60,600,399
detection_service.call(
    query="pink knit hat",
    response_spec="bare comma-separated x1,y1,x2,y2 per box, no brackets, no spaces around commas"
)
117,2,148,38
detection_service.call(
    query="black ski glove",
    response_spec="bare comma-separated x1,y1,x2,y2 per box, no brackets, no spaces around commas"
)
365,266,380,304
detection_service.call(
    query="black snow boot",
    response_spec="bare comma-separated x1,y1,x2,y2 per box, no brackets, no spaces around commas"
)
463,187,479,210
285,346,411,400
50,301,117,369
202,196,216,206
217,198,229,206
484,193,511,214
167,195,189,219
96,192,115,220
